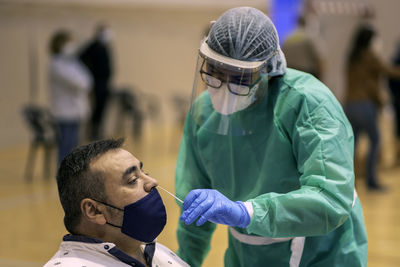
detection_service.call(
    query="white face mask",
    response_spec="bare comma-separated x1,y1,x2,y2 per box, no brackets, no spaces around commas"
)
99,29,113,44
208,83,259,115
61,42,76,57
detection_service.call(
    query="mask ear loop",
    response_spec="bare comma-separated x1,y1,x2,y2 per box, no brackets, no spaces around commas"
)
93,199,124,211
105,221,123,229
92,199,124,228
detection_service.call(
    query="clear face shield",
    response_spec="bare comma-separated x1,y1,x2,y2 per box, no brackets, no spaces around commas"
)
189,40,271,136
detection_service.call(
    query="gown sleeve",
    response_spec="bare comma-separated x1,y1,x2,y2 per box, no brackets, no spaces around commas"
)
245,81,355,238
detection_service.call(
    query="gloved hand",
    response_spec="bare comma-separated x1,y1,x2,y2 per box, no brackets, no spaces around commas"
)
180,189,250,228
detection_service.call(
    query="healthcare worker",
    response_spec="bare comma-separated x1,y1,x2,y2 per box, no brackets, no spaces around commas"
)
175,7,367,267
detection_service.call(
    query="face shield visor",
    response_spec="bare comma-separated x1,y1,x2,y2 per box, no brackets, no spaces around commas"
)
189,40,272,136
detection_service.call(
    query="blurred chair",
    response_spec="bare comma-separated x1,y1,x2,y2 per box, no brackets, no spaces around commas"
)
22,104,58,182
168,93,189,152
112,88,144,140
112,87,163,141
143,92,161,122
170,93,189,129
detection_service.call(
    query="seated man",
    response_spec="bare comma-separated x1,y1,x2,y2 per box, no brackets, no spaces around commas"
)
45,138,188,267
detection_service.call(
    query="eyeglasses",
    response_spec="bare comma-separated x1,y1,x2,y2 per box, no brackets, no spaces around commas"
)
200,61,261,96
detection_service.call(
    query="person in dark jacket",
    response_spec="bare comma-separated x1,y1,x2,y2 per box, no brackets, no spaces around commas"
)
79,24,114,140
388,40,400,163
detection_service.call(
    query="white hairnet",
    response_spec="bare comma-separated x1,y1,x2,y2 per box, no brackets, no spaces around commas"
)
207,7,286,77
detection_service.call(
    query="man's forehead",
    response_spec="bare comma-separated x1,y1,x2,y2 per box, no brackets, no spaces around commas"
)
90,149,139,173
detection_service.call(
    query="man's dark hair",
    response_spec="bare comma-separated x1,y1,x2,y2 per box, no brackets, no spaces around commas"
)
56,138,124,234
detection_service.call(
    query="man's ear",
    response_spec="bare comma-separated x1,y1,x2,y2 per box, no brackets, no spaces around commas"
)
80,198,107,225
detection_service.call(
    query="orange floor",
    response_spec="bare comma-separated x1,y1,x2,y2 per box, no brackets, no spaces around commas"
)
0,125,399,266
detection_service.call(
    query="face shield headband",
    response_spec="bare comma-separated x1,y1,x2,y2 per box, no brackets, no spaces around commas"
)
94,188,167,243
199,39,276,73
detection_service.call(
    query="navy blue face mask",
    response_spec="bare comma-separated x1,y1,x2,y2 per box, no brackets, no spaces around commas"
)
94,188,167,243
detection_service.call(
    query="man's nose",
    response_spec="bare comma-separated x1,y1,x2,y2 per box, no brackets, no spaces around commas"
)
143,173,158,192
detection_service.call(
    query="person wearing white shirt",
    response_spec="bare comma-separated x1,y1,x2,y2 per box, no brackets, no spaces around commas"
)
48,30,92,164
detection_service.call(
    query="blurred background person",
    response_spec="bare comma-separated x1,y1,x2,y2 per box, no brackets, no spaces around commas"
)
79,23,114,141
48,29,92,165
388,39,400,164
282,15,324,80
344,24,400,191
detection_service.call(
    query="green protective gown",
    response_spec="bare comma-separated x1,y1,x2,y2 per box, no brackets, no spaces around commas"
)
175,69,368,267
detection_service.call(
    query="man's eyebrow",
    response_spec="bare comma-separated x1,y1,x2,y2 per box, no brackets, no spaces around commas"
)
122,162,143,179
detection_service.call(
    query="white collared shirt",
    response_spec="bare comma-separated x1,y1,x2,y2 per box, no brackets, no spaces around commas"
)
44,235,189,267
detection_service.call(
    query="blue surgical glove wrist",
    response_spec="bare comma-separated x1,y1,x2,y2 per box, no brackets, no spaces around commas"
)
235,201,251,228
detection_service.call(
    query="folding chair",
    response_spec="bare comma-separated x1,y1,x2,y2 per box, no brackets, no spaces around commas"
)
112,88,144,139
22,105,58,181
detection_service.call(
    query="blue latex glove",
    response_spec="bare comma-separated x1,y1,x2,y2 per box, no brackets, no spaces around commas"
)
180,189,250,228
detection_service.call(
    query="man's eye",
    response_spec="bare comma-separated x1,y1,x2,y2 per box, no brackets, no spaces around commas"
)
128,177,138,184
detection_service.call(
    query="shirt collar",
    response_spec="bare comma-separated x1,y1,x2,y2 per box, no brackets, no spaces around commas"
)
63,234,103,243
62,234,148,267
